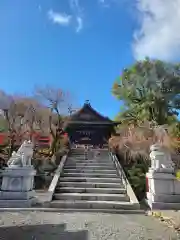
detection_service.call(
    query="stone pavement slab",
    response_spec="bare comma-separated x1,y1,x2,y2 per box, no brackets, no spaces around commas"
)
0,211,178,240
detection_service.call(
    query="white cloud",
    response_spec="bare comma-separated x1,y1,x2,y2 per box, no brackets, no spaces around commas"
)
70,0,84,32
76,16,83,32
69,0,80,13
133,0,180,61
98,0,110,8
48,10,72,26
38,5,42,12
47,0,84,32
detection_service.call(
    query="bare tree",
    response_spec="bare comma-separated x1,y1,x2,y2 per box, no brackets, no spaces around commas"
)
34,86,71,155
0,91,49,157
14,96,49,144
0,87,72,157
0,92,27,156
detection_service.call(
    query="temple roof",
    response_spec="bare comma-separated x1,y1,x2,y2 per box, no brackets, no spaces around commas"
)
66,101,115,125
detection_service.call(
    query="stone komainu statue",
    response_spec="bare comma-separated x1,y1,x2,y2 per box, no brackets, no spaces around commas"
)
7,140,34,167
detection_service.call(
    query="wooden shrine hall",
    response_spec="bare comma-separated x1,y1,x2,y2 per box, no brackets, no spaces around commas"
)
64,100,120,145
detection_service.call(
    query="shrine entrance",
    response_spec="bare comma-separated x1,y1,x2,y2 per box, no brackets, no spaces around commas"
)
73,130,95,143
70,127,109,145
64,101,119,146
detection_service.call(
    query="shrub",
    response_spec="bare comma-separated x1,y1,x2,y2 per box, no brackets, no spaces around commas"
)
109,122,176,200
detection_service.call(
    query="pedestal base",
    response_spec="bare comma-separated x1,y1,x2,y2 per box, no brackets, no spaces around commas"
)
1,167,36,192
146,169,180,210
0,190,35,200
147,192,180,203
0,166,36,208
0,198,37,208
146,199,180,210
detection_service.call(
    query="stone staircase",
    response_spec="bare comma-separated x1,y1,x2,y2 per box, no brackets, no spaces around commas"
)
50,148,139,211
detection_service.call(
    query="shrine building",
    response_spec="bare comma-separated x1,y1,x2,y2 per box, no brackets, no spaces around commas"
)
64,100,120,145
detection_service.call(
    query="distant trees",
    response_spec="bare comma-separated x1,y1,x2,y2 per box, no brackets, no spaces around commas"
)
0,86,74,157
0,91,47,156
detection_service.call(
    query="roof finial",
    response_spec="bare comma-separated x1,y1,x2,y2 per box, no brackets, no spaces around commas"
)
85,100,90,106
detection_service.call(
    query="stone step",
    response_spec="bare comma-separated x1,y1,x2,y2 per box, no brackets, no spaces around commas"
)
71,150,85,152
65,162,115,169
62,172,118,178
58,181,124,188
54,193,129,201
39,208,143,214
70,152,85,154
65,161,113,165
60,177,121,183
50,200,137,210
67,159,112,162
67,157,88,160
56,187,126,194
63,165,115,170
63,169,117,174
68,159,105,162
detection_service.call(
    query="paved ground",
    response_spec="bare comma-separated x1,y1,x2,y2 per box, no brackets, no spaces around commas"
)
150,210,180,231
0,211,178,240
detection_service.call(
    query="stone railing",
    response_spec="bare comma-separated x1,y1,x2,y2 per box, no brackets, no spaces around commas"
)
109,152,140,208
0,170,2,189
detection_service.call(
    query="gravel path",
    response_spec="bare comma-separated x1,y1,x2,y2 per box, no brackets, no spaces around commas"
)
0,211,178,240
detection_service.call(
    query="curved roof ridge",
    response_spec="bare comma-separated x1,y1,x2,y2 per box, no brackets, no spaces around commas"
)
85,102,112,121
69,101,113,122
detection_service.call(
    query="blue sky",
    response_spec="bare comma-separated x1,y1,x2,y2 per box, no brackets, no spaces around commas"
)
0,0,179,119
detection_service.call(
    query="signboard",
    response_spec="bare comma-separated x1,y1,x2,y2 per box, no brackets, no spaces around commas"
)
80,137,91,140
76,130,95,136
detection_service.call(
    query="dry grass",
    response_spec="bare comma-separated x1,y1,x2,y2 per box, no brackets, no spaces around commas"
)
109,122,179,167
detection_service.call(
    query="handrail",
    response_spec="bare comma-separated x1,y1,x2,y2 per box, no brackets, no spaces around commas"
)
109,152,127,189
47,153,69,202
109,152,127,188
109,151,139,206
0,170,3,190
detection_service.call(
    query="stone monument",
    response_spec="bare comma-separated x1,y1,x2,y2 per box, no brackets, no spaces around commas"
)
0,140,37,207
146,144,180,209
